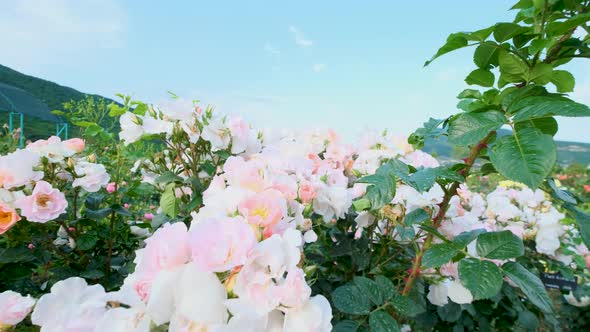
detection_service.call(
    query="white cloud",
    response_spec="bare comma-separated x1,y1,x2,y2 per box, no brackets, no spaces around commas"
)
0,0,125,68
264,42,280,56
312,63,326,72
289,25,313,47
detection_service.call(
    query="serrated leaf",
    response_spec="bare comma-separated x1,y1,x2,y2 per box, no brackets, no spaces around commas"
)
510,96,590,121
502,262,554,313
458,258,503,300
422,243,461,268
332,320,359,332
391,293,425,317
354,276,383,305
527,63,553,84
375,276,396,302
453,229,486,247
514,117,558,136
474,42,501,68
332,284,372,315
465,69,495,87
489,127,556,188
493,23,529,42
476,230,524,259
369,311,400,332
404,209,430,226
498,51,528,83
448,111,505,146
357,162,398,211
77,233,98,251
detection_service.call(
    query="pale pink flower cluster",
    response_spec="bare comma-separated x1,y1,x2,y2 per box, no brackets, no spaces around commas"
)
0,136,110,233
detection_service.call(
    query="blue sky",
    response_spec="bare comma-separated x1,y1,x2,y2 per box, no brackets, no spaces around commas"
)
1,0,589,142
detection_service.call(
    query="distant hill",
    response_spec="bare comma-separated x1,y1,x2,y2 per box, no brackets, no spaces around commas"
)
424,129,590,166
0,64,115,139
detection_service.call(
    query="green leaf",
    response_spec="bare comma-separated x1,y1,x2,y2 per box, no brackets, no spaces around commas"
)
353,198,371,212
476,230,524,259
448,111,505,146
369,311,400,332
354,277,383,305
425,33,469,66
0,247,36,264
375,276,396,302
493,23,529,42
80,269,105,279
77,233,98,251
408,118,446,149
155,171,183,185
489,127,556,188
473,42,501,68
160,183,179,218
510,96,590,121
108,103,127,117
357,161,398,210
550,70,575,93
498,51,528,83
332,284,372,315
465,69,495,87
502,262,554,313
501,85,548,109
568,207,590,249
458,258,503,299
391,293,425,317
404,209,430,226
546,13,590,36
527,63,553,84
422,243,461,268
332,320,359,332
514,117,558,136
453,229,486,247
457,89,482,99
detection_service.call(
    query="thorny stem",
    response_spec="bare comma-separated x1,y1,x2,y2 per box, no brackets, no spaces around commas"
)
401,132,495,295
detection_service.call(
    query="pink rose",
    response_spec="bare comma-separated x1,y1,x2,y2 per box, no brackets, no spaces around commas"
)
15,181,68,223
106,182,118,193
189,216,257,272
298,181,316,204
63,138,85,153
144,213,154,220
0,290,36,326
0,202,20,235
239,189,287,234
132,222,191,300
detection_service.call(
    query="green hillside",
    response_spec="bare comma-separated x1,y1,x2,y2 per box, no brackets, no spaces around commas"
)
0,64,115,140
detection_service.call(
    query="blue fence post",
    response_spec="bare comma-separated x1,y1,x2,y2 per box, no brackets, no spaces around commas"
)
9,112,24,148
56,123,69,140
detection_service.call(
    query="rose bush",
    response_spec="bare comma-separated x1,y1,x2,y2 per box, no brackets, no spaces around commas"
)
1,0,590,331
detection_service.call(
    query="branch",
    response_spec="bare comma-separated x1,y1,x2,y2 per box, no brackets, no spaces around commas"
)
401,132,494,295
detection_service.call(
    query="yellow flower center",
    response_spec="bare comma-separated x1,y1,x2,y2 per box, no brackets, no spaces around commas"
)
0,211,13,226
36,194,51,207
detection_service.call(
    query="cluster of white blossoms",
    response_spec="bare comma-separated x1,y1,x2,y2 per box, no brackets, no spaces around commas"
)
425,181,586,307
0,136,110,234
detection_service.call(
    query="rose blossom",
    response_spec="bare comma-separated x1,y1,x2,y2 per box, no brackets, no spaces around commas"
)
0,202,21,234
0,290,36,326
63,138,85,153
189,216,257,272
15,181,68,223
